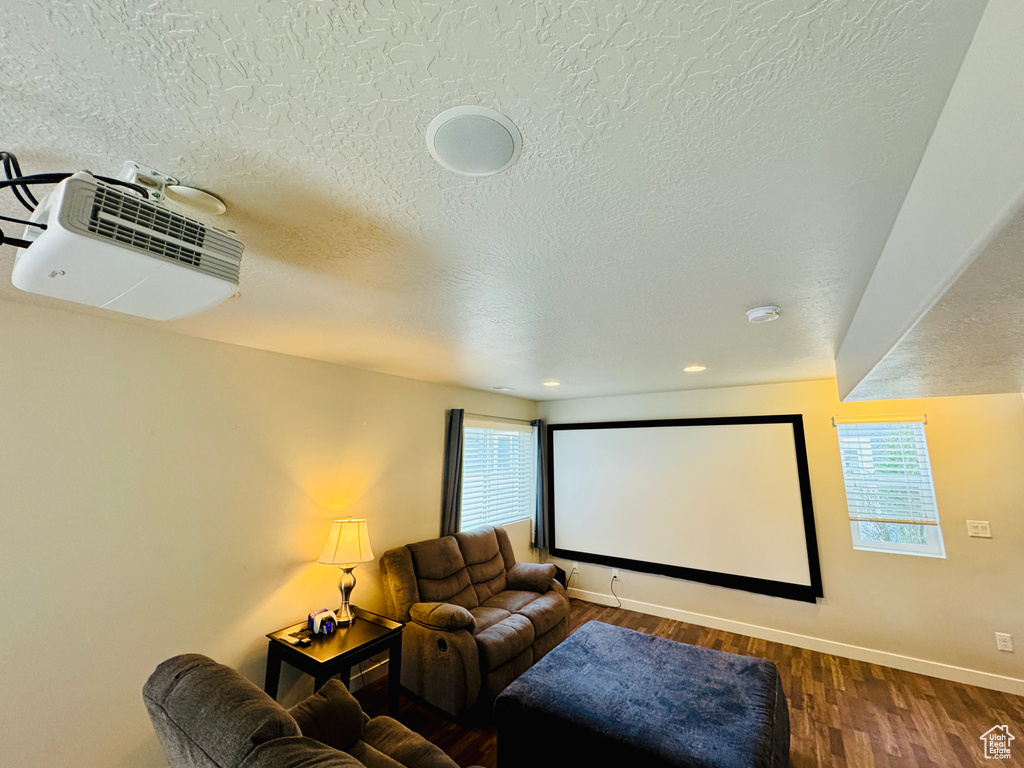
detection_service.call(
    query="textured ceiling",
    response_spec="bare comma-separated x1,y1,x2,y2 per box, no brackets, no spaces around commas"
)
0,0,986,400
846,204,1024,401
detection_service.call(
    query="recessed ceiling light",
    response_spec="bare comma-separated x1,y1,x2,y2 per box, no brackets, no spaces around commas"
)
683,365,706,373
746,305,781,323
543,380,561,387
426,105,523,176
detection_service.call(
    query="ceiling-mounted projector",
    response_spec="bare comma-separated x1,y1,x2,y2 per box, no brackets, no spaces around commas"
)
11,171,243,321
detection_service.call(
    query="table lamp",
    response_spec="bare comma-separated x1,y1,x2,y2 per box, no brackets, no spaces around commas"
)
317,517,374,627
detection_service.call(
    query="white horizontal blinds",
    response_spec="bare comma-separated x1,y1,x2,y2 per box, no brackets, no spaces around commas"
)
835,419,939,525
460,418,535,532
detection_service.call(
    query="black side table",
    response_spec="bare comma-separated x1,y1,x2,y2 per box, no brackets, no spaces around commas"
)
265,606,403,716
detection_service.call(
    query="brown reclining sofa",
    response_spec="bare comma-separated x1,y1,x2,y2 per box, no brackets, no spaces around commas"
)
379,525,569,717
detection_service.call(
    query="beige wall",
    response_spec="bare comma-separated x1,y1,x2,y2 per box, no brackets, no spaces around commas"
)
540,379,1024,690
0,300,536,768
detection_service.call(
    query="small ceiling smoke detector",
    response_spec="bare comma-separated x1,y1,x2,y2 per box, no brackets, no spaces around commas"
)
746,306,781,323
426,106,522,176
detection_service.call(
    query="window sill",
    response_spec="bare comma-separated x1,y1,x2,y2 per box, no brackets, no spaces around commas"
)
852,544,946,559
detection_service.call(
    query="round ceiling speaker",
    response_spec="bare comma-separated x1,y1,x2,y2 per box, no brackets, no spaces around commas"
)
746,305,782,323
426,105,522,176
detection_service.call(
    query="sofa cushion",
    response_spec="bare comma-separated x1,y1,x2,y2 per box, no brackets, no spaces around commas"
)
238,736,366,768
363,716,461,768
494,525,518,570
346,741,406,768
516,591,570,637
288,679,364,752
482,648,535,703
143,654,300,768
470,606,512,635
506,562,557,593
408,536,478,609
378,547,420,623
476,614,536,672
483,590,537,614
410,602,476,632
455,527,508,604
532,617,569,662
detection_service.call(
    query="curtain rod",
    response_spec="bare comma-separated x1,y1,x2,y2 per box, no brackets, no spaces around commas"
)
464,411,535,425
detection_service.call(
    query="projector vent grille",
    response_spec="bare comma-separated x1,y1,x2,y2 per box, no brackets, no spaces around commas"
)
82,183,241,283
92,185,205,246
89,216,205,269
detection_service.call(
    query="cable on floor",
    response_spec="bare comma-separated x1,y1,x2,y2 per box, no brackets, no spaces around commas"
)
610,574,622,608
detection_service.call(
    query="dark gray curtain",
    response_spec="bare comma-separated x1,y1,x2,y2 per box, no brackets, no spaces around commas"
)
440,408,465,537
532,418,551,550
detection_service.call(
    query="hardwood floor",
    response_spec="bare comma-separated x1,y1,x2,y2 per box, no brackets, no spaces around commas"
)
355,599,1024,767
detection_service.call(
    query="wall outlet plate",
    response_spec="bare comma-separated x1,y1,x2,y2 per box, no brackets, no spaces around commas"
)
967,520,992,538
996,632,1014,652
612,568,620,579
572,561,579,571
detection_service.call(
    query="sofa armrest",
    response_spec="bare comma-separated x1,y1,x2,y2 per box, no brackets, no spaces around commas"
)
240,737,369,767
506,562,557,593
409,602,476,632
362,716,461,768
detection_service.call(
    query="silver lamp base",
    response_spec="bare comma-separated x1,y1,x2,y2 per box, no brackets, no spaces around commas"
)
336,565,358,627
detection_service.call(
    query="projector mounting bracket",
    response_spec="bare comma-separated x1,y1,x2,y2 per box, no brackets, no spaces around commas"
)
117,161,179,204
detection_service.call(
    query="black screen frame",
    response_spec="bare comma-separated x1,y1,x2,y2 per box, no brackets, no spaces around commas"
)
546,414,823,603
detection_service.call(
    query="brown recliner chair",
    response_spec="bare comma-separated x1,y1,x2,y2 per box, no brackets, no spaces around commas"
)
379,526,569,718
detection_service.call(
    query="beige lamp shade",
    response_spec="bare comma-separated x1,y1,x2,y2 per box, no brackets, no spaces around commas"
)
317,518,374,565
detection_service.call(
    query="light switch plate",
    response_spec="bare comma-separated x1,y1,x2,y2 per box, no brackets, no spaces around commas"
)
967,520,992,538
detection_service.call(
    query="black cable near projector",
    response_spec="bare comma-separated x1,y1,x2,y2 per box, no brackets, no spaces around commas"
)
546,415,823,603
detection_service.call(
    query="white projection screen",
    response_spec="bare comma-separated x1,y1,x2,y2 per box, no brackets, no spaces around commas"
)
548,416,822,602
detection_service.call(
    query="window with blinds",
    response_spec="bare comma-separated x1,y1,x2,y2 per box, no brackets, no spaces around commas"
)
459,419,536,532
834,417,945,557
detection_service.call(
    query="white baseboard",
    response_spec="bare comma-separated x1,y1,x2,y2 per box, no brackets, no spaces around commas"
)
568,588,1024,696
349,658,388,692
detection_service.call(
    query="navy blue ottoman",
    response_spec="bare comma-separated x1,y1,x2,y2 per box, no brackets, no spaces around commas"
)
494,621,789,768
